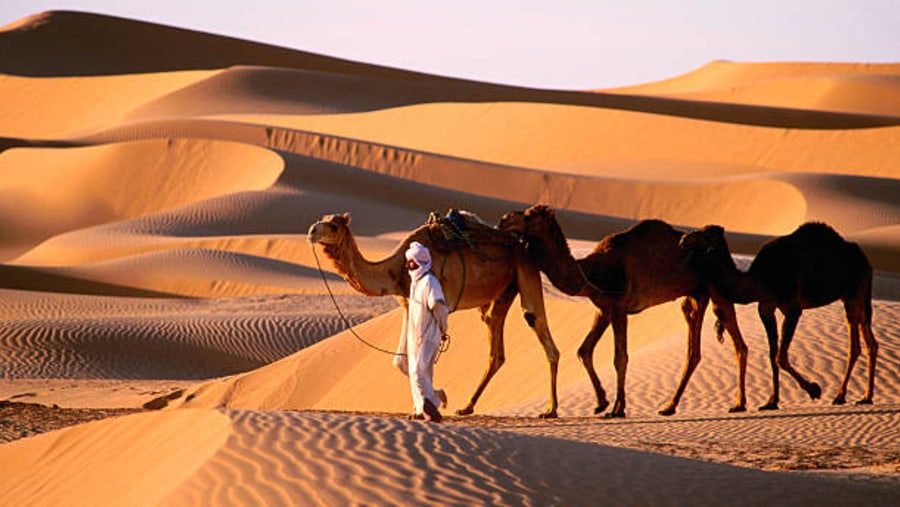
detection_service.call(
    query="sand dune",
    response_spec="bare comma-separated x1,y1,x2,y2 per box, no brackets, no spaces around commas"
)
1,409,897,507
1,9,898,505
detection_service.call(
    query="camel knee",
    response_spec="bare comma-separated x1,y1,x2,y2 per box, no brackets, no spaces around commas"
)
864,332,879,357
545,343,560,365
776,351,791,370
687,351,702,370
614,352,628,371
523,311,537,328
577,342,594,364
734,340,748,362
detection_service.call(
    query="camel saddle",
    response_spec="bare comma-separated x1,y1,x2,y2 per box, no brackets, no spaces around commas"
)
424,209,515,259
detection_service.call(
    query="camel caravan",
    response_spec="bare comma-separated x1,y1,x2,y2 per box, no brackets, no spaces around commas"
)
308,204,879,418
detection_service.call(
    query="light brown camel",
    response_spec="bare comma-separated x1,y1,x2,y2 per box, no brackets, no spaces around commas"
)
679,222,878,410
307,212,561,418
499,205,748,417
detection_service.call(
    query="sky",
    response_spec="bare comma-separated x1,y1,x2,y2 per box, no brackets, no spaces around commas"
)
1,0,897,89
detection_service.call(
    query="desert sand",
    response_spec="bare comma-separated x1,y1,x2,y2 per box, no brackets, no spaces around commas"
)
0,10,898,506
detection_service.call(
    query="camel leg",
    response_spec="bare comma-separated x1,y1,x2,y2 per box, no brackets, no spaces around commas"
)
456,284,517,416
758,302,781,410
606,309,629,418
842,296,879,405
711,295,748,412
515,259,560,419
660,293,709,416
859,321,878,405
777,307,822,401
834,300,863,405
578,311,611,414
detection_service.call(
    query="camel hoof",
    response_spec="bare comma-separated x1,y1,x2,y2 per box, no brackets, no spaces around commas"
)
455,407,474,416
539,411,558,419
832,395,847,406
603,411,625,419
593,400,610,415
856,398,873,406
728,405,747,414
658,406,676,417
808,382,822,400
759,402,779,411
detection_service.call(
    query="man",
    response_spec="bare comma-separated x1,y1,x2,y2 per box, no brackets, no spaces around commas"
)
396,241,449,423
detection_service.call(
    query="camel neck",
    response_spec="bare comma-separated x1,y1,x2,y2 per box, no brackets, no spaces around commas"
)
325,230,405,297
711,257,759,304
529,222,590,297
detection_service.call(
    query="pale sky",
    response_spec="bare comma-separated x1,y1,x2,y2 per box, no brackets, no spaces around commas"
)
1,0,897,89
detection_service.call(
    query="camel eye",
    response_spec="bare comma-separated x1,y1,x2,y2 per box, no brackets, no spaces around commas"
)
327,223,337,231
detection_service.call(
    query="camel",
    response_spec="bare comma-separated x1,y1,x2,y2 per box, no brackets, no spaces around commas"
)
678,222,878,410
499,205,748,417
307,211,561,418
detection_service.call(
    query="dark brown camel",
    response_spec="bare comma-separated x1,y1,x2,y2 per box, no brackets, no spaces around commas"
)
308,212,561,418
679,222,879,409
499,205,748,417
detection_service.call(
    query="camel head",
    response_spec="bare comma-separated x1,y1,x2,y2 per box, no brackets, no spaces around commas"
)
307,213,351,246
679,224,741,282
512,204,571,268
679,225,726,257
497,210,526,236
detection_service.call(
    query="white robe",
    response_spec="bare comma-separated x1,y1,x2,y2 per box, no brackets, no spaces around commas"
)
401,271,448,414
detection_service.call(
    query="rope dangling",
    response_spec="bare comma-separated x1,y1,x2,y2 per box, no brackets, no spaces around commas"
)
311,242,405,357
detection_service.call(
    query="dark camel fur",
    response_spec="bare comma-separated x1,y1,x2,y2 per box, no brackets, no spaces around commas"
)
679,222,878,409
499,205,748,417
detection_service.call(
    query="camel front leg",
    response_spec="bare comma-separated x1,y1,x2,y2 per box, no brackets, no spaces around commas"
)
579,311,611,415
457,284,517,416
712,298,748,413
758,302,781,410
607,309,629,418
777,307,822,401
660,293,708,416
515,260,560,418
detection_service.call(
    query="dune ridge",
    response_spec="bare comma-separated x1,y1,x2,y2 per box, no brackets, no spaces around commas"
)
1,9,898,504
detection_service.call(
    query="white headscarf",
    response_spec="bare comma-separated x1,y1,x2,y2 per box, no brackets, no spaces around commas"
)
405,241,432,280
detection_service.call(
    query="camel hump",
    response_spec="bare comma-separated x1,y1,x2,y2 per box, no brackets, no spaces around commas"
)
791,222,845,246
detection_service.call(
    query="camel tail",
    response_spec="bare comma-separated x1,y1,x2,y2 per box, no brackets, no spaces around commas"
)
712,306,726,344
864,276,874,324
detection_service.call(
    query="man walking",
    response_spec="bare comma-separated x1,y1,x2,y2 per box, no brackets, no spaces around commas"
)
400,241,449,422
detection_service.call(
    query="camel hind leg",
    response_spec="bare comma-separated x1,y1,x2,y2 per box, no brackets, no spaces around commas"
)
859,321,878,404
838,296,878,405
578,311,611,414
833,299,862,405
606,309,629,418
456,284,517,416
858,283,878,405
660,293,709,416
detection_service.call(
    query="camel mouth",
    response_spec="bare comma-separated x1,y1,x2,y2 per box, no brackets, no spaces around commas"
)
307,222,325,243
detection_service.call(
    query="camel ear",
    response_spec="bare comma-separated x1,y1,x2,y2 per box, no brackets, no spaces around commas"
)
706,225,725,239
528,204,553,218
340,212,351,225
